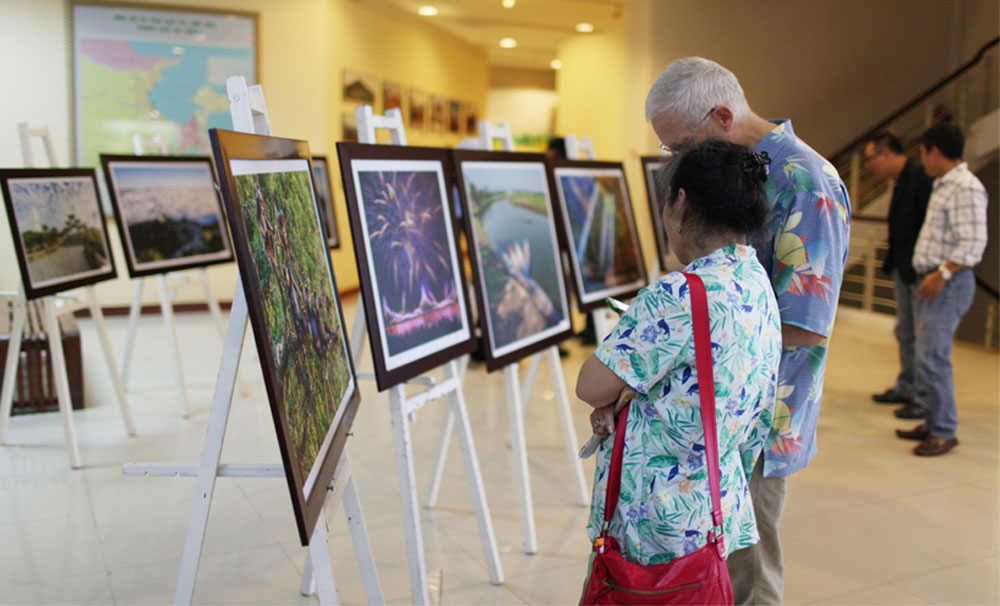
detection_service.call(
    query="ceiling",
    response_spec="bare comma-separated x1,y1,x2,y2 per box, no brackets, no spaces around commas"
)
385,0,626,70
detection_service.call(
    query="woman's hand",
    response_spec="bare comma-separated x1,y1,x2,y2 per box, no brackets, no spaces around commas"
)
589,405,616,437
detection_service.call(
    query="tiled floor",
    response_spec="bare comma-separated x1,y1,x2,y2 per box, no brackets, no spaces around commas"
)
0,300,997,605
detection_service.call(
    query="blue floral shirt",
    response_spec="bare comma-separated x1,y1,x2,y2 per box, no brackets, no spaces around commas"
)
589,245,781,564
754,120,851,477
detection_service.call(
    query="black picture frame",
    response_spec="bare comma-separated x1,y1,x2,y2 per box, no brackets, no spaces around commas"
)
0,168,118,300
640,155,671,272
548,158,648,312
310,156,341,249
452,150,575,371
100,155,235,279
210,128,360,546
336,142,478,391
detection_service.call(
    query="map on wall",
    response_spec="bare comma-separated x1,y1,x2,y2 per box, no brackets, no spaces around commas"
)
72,4,257,167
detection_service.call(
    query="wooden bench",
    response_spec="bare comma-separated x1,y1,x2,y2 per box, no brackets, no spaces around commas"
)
0,299,84,414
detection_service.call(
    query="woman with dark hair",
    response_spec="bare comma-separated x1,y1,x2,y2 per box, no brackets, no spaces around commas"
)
576,140,782,570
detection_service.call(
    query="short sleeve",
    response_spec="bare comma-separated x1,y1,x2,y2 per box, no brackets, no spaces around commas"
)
594,276,689,395
770,188,850,338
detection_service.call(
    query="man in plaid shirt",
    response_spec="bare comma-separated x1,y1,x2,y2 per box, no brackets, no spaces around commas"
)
895,123,988,456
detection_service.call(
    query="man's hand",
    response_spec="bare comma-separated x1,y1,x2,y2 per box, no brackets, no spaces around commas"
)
917,271,946,300
589,405,616,437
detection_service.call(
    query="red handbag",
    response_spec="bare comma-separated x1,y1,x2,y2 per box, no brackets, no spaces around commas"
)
580,272,734,605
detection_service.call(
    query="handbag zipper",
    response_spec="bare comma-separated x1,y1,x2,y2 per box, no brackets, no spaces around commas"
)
602,579,701,595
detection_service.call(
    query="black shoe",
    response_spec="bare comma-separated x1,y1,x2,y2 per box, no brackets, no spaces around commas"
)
872,388,912,405
893,403,925,419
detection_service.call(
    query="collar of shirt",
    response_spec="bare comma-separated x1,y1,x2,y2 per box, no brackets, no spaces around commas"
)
933,161,970,190
683,243,756,273
755,119,796,157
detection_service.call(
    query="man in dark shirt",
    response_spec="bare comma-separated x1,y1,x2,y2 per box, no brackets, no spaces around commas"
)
864,132,933,419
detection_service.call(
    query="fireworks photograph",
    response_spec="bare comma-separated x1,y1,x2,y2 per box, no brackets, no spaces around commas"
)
455,153,573,370
210,129,359,545
0,169,117,299
338,143,476,390
101,156,233,278
641,155,672,272
311,156,340,249
551,161,647,311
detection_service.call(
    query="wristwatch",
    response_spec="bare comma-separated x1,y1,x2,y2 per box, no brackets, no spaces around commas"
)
937,263,953,281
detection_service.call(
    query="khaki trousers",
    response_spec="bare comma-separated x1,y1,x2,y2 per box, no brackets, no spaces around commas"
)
727,457,787,605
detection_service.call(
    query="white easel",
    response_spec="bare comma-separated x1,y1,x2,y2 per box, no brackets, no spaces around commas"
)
117,134,248,418
351,104,504,604
423,120,589,556
0,124,136,469
122,77,383,606
563,134,619,342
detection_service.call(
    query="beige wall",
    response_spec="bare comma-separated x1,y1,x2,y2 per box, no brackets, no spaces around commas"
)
0,0,488,305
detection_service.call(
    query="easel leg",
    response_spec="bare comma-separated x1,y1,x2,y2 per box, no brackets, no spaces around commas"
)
157,275,191,418
424,404,454,508
306,518,340,605
121,278,145,388
174,283,248,605
545,346,589,506
86,288,137,437
504,363,538,554
343,469,384,603
200,269,249,398
508,352,542,448
449,360,505,582
349,304,366,369
43,298,81,469
389,384,431,605
0,294,27,443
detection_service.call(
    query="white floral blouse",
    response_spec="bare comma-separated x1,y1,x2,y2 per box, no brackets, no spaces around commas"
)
588,244,782,565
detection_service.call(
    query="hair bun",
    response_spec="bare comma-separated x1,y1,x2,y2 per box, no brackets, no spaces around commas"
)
741,151,771,183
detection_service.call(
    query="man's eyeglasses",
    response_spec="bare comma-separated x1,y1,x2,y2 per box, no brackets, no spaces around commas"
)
659,106,716,157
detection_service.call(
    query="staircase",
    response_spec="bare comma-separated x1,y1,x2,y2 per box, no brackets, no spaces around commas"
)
832,38,999,348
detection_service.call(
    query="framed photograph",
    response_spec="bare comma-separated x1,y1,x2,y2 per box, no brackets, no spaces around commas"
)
640,156,671,272
209,129,360,545
342,110,359,143
448,100,462,134
100,155,233,278
71,2,258,167
453,151,574,371
550,160,647,312
0,169,117,300
430,96,446,131
336,143,477,391
311,156,340,249
342,69,377,104
408,89,426,129
465,104,478,136
383,81,403,112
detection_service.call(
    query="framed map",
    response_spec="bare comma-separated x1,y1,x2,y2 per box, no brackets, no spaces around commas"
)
71,2,258,167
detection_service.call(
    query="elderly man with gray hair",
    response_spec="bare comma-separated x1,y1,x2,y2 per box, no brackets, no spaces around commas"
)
644,57,851,604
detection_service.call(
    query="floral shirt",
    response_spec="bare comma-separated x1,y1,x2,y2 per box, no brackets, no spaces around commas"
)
754,120,851,477
589,244,781,565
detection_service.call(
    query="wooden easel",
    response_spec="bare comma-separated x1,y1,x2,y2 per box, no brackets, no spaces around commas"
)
349,104,504,604
122,77,383,606
424,120,589,556
118,134,248,418
0,123,136,469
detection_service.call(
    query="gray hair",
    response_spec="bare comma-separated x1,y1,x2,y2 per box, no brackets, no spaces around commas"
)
645,57,750,123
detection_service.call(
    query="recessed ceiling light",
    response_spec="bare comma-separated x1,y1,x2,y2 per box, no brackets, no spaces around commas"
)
550,59,562,70
502,0,516,7
575,22,594,33
499,37,517,48
417,5,438,16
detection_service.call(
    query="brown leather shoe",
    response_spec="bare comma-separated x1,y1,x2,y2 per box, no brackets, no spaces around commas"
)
913,436,959,456
895,424,929,441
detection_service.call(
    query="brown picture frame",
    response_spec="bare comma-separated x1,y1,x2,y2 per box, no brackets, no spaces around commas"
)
640,155,672,272
311,156,341,249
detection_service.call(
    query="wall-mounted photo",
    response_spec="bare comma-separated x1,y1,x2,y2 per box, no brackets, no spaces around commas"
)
430,96,446,131
101,155,233,278
210,129,359,545
0,169,117,299
550,161,647,311
342,110,359,142
337,143,476,390
311,156,341,249
383,81,403,112
342,69,377,104
453,152,573,370
408,89,426,129
641,155,671,273
449,99,462,134
71,3,257,167
465,104,478,136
